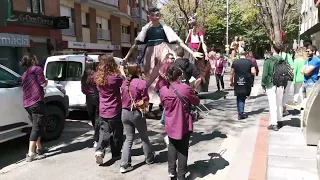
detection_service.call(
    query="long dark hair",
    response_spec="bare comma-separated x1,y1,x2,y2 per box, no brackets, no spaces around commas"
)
166,65,182,88
81,60,97,86
95,55,120,86
124,62,140,92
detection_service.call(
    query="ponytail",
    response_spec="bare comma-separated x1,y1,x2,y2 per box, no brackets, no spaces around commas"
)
166,65,182,88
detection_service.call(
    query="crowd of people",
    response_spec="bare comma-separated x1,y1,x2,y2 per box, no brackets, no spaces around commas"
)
262,43,320,131
17,5,320,180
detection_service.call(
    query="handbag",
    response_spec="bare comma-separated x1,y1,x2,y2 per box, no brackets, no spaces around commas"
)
170,85,199,122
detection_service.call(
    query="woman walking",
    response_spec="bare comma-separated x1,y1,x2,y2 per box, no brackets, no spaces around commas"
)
81,60,100,147
120,62,155,173
20,54,48,162
155,53,175,125
94,55,124,165
293,47,307,105
214,53,226,91
160,66,200,180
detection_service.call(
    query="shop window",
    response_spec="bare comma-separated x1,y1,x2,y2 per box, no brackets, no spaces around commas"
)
27,0,45,14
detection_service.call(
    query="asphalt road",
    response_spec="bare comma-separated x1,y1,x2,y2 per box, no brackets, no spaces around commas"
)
0,60,265,180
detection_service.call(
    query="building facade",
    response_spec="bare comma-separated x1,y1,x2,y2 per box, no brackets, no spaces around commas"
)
59,0,150,57
0,0,69,73
300,0,320,49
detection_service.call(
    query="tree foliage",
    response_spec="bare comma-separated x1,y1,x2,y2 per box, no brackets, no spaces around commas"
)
161,0,303,55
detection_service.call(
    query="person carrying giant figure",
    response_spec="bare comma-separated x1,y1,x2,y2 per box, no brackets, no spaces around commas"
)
123,8,203,108
185,14,210,92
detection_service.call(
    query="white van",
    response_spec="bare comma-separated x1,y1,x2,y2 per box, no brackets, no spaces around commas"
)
44,54,122,111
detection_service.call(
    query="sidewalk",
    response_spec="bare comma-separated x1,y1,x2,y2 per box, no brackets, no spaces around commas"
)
266,110,318,179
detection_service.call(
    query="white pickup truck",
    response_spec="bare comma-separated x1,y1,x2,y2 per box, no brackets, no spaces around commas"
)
0,65,69,143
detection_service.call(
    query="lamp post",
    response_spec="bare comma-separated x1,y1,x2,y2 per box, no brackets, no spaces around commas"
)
225,0,229,46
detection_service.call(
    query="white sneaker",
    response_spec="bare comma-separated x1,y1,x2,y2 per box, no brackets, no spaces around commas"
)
93,141,98,148
95,151,104,165
120,165,133,173
164,135,169,145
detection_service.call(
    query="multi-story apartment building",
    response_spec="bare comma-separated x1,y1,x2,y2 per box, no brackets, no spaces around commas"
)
0,0,69,73
59,0,150,57
300,0,320,49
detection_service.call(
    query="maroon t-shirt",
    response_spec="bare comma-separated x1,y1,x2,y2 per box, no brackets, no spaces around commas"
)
21,66,46,107
121,78,149,109
96,74,123,118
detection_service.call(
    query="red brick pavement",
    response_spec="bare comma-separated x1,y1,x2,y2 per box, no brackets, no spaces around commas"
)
248,115,270,180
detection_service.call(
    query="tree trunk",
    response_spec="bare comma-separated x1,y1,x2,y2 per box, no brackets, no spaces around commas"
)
268,0,282,44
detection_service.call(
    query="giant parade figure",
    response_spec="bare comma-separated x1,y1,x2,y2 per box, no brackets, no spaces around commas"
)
123,7,203,108
185,14,210,92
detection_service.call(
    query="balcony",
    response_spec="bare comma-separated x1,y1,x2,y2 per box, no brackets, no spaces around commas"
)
97,29,111,41
121,33,130,43
62,23,75,36
78,0,119,11
131,8,148,22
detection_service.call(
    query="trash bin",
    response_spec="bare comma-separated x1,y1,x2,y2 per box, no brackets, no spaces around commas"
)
302,80,320,145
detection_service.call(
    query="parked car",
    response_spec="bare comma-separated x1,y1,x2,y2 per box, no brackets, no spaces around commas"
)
0,65,69,143
44,54,122,111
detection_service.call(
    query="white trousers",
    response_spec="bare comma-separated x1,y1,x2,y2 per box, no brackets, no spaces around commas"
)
293,82,303,104
282,81,292,106
266,86,284,125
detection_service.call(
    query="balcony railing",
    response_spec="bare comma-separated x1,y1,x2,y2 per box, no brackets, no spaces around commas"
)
97,29,111,41
121,33,130,43
62,23,75,36
79,0,118,8
131,8,148,21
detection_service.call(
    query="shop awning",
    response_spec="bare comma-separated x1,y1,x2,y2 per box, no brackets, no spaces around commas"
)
300,23,320,37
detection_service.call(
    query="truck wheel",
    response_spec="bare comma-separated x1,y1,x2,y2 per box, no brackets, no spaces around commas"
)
42,105,65,141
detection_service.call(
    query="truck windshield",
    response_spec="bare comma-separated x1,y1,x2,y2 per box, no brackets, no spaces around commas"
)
46,61,82,81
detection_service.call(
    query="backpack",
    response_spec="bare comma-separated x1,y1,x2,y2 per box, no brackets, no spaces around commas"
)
272,55,293,87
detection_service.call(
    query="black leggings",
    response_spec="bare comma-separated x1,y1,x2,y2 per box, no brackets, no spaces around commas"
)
215,74,224,90
25,101,46,141
86,94,99,142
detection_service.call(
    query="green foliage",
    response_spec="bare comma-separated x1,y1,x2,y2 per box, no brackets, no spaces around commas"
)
161,0,302,53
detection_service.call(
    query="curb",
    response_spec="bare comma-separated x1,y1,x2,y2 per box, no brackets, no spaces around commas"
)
248,115,270,180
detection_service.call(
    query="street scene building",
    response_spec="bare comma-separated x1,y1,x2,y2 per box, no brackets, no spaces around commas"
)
300,0,320,48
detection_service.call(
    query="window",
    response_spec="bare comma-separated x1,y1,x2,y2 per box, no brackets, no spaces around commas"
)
121,25,130,34
0,68,17,81
27,0,44,14
81,12,90,28
71,9,75,23
46,61,83,81
108,20,111,30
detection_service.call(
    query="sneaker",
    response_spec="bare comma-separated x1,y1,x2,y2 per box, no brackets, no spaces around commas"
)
267,125,279,131
283,110,290,117
36,147,49,155
26,153,37,162
238,114,248,120
146,153,155,165
93,141,98,148
120,164,133,173
95,151,105,165
168,173,176,178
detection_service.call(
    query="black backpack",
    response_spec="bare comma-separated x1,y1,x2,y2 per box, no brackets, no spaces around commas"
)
272,55,293,87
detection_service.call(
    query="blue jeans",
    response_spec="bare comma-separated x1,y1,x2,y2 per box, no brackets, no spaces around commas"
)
236,96,246,116
157,91,165,124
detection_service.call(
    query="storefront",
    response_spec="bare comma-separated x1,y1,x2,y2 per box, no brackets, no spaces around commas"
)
0,10,69,71
0,33,30,73
61,41,122,56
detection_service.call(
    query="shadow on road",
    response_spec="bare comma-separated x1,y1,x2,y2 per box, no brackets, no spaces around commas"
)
187,152,229,180
190,131,227,147
198,91,229,100
0,112,92,170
